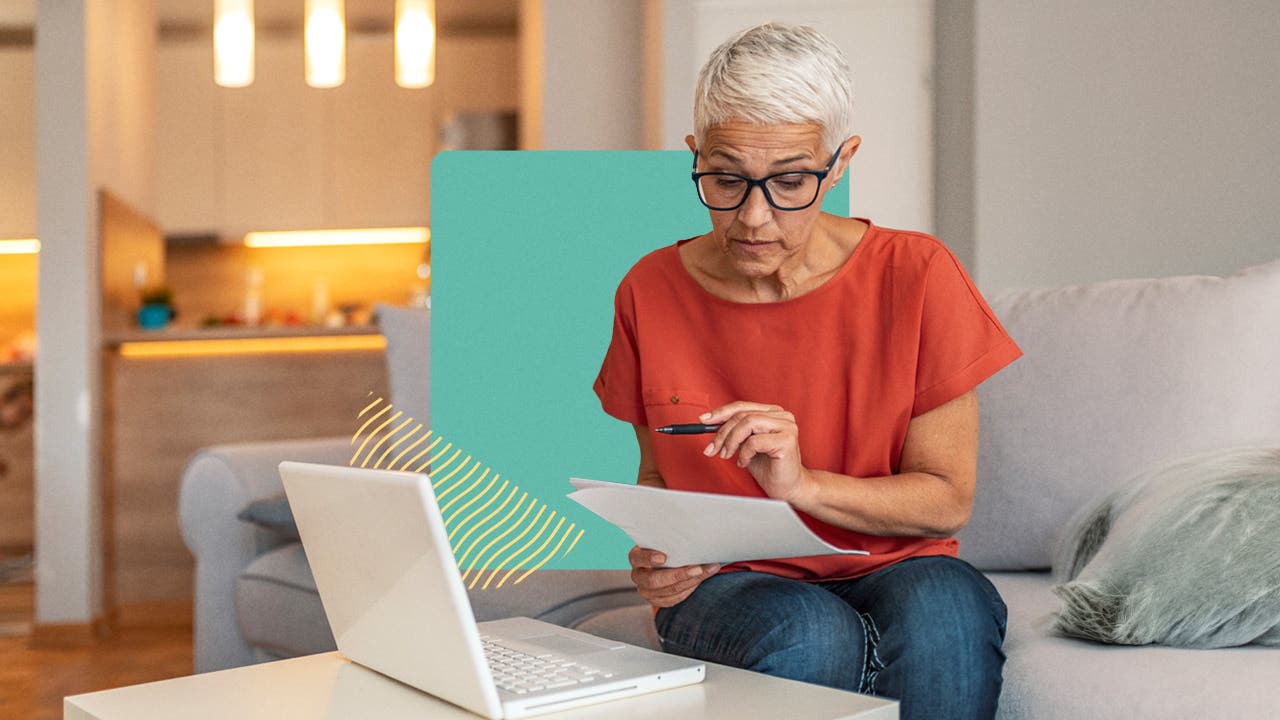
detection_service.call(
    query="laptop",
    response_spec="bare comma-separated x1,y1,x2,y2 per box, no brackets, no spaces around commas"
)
279,461,705,719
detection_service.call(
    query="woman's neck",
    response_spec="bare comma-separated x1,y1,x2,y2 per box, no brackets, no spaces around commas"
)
683,216,867,303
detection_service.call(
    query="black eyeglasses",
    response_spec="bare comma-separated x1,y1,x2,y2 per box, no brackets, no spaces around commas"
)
690,147,840,211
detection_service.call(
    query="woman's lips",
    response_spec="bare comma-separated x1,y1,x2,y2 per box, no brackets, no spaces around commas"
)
733,239,776,254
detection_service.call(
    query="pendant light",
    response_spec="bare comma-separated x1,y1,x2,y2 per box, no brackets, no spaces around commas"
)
305,0,346,88
395,0,436,88
213,0,254,87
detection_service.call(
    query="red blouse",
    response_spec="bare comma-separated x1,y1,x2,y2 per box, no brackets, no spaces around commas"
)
594,221,1022,580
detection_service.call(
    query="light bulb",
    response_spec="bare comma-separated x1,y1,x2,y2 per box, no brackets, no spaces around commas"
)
396,0,436,88
214,0,254,87
305,0,346,88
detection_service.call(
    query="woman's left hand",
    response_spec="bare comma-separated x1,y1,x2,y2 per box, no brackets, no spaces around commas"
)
700,401,814,506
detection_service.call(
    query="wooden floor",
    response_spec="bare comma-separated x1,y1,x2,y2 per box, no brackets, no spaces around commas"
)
0,582,193,720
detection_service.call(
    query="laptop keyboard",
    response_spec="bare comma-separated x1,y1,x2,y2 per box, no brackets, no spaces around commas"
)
480,635,614,695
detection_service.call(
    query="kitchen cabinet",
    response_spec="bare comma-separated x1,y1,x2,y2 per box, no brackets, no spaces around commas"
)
104,332,389,605
0,46,36,239
155,32,517,237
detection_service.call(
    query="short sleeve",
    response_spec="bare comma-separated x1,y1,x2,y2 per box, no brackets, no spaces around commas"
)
912,249,1022,416
593,280,647,425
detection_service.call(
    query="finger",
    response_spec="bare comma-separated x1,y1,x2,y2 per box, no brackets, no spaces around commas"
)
649,586,696,607
735,432,794,467
713,413,796,460
706,410,776,458
628,546,667,569
632,562,717,594
647,564,720,601
699,401,783,425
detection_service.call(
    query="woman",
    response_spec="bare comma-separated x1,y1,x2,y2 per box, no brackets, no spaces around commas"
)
592,22,1021,720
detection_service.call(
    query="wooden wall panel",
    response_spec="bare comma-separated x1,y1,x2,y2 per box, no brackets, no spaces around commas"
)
0,368,34,554
99,190,165,333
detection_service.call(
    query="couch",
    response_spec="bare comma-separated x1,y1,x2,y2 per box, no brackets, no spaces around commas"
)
180,262,1280,718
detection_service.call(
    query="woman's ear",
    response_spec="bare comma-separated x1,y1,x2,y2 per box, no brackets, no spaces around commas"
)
829,135,861,187
684,134,697,153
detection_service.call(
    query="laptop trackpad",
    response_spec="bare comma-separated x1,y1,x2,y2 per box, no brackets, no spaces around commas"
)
528,634,624,656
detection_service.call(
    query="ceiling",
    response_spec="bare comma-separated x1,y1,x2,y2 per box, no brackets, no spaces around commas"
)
0,0,519,34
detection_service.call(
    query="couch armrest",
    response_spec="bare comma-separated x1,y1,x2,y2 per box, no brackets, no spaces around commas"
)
178,436,352,673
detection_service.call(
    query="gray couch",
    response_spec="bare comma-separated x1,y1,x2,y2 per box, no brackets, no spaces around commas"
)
181,263,1280,718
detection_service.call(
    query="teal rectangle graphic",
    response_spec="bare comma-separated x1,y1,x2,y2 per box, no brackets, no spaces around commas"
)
430,151,849,569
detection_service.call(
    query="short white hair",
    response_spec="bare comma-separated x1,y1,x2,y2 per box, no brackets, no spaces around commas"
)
694,22,855,154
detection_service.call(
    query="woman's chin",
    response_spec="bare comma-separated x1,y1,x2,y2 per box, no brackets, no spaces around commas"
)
727,242,783,277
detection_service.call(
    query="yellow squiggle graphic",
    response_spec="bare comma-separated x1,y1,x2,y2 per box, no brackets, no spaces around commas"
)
447,479,509,545
479,507,549,590
350,397,583,588
453,486,521,567
461,495,534,586
360,415,414,467
374,422,424,469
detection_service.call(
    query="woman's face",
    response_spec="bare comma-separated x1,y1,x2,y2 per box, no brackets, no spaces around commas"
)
689,121,850,281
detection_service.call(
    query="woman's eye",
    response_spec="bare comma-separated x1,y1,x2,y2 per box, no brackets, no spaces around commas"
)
714,176,745,189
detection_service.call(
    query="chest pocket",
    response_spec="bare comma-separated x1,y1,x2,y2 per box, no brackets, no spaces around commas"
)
641,389,712,428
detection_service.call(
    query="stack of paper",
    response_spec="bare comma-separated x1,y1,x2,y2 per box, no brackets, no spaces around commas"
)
567,478,867,567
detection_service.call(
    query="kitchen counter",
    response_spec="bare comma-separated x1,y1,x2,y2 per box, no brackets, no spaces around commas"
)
102,324,381,347
99,322,390,606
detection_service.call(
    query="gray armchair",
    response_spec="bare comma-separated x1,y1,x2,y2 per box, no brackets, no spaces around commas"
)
179,306,656,673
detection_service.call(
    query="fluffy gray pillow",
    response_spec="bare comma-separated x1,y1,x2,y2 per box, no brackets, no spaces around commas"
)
1052,446,1280,648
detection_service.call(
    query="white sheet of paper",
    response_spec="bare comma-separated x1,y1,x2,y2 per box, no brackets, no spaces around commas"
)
567,477,867,567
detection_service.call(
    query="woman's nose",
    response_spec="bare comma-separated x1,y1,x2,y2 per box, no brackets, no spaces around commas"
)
736,184,774,227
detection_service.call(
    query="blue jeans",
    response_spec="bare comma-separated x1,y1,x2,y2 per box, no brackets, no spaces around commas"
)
654,556,1007,720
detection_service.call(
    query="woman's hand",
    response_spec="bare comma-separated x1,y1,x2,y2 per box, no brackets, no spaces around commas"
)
700,401,815,505
628,546,720,608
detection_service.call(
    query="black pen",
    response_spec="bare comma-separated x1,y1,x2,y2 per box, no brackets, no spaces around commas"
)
654,423,721,435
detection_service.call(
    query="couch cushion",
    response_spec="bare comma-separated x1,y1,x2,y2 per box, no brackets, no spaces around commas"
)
236,543,337,658
989,572,1280,720
236,493,300,541
959,259,1280,570
572,605,661,651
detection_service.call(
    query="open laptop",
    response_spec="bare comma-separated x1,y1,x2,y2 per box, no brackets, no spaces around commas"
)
279,461,705,719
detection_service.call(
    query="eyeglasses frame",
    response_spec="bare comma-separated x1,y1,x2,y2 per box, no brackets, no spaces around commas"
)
690,145,842,212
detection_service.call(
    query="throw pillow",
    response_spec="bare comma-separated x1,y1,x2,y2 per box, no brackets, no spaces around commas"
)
237,493,300,542
1052,446,1280,648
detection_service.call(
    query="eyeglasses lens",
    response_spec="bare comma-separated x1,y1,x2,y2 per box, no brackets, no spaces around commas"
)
696,173,820,211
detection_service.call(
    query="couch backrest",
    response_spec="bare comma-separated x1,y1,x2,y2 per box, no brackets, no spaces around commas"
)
957,258,1280,571
377,305,430,427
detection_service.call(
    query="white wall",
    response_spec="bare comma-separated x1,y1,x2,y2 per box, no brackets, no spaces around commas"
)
532,0,936,238
35,0,101,626
530,0,646,150
34,0,156,626
967,0,1280,290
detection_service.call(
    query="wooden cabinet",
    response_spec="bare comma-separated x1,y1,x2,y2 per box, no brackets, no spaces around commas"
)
0,47,36,238
328,35,435,230
0,365,34,556
105,336,390,605
155,33,517,237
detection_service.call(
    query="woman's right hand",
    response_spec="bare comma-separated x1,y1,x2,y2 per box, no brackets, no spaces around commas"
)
628,546,720,608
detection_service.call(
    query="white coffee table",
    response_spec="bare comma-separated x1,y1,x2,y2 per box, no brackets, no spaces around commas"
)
65,651,897,719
